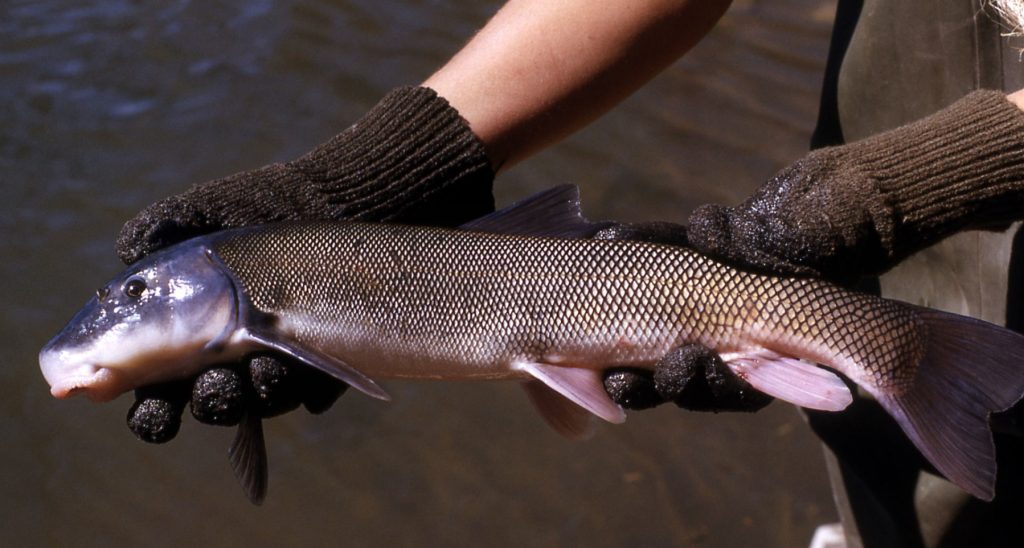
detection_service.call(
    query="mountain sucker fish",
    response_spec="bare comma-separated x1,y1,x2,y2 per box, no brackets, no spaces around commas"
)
39,185,1024,503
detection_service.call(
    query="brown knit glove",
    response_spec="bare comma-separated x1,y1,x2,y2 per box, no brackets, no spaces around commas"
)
604,344,772,412
123,86,495,443
117,86,494,264
688,90,1024,282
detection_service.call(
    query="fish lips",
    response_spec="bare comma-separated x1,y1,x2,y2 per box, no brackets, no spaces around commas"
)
38,294,129,402
40,359,118,402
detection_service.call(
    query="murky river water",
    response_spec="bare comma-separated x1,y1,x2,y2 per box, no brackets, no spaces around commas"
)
3,1,839,545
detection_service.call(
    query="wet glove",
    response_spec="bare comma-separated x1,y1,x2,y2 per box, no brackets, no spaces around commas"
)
124,86,495,443
117,86,494,264
687,90,1024,283
604,344,773,412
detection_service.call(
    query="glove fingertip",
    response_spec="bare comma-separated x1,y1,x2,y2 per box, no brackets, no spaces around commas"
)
603,369,664,410
301,372,348,415
652,344,708,401
115,217,156,265
695,355,774,413
302,386,346,415
191,368,248,426
249,355,303,418
686,204,735,256
127,397,185,444
116,200,217,264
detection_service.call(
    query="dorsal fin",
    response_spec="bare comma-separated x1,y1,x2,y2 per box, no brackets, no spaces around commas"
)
460,185,613,238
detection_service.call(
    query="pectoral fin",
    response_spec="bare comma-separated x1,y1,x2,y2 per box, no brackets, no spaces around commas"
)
517,361,626,424
229,411,267,505
522,380,595,440
243,328,390,401
719,349,852,411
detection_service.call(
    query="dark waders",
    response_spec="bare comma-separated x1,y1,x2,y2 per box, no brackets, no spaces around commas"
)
808,1,1024,546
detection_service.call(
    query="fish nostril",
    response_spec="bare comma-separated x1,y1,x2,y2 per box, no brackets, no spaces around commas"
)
96,287,109,301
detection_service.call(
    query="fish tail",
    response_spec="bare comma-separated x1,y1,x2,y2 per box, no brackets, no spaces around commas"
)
874,307,1024,500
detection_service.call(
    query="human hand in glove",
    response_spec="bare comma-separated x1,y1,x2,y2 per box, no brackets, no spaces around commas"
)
687,90,1024,284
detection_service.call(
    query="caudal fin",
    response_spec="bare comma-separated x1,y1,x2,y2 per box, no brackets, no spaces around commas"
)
875,308,1024,500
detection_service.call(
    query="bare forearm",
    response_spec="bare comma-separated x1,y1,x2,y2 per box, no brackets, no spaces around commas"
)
1009,87,1024,110
425,0,732,170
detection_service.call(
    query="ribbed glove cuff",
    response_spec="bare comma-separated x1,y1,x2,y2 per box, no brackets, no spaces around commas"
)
116,86,494,264
839,90,1024,253
290,85,494,224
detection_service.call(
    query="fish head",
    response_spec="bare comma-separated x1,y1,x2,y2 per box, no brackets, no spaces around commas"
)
39,241,238,402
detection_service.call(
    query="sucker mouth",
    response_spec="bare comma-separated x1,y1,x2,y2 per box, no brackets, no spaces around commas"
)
52,384,85,399
40,350,109,401
48,367,121,402
45,361,100,398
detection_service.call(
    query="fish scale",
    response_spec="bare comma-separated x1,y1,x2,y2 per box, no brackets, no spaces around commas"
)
213,220,923,390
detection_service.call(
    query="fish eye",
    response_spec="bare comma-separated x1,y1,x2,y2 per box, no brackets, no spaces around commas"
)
123,278,147,299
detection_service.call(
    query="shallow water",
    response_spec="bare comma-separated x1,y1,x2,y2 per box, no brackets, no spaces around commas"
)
3,1,839,545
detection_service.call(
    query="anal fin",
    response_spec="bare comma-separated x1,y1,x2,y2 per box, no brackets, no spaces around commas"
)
516,361,626,424
720,349,853,412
